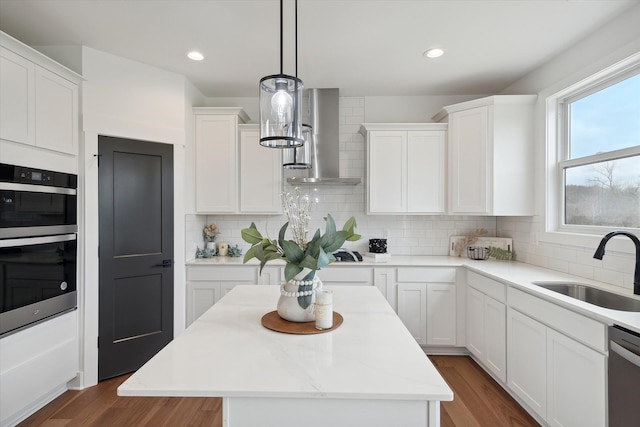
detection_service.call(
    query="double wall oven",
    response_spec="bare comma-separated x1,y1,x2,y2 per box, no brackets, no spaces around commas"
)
0,163,78,337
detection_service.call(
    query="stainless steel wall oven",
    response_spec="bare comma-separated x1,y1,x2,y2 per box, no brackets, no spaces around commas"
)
0,163,78,336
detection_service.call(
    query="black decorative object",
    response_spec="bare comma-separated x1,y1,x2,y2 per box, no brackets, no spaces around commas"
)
369,239,387,254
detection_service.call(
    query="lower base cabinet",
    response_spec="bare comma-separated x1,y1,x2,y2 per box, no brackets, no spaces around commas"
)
507,306,606,427
396,268,457,346
466,272,507,382
186,266,260,325
467,286,507,382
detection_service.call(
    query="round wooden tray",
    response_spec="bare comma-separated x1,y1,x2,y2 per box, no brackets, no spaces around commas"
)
261,311,343,334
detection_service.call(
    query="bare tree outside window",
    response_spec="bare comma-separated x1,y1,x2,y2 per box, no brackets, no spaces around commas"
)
565,158,640,228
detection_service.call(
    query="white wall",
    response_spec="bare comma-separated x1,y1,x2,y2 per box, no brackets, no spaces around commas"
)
498,4,640,292
81,46,195,388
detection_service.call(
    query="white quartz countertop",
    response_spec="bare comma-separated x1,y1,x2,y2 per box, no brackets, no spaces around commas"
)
118,286,454,401
186,255,640,334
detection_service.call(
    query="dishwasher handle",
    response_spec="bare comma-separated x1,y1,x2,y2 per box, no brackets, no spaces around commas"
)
611,340,640,368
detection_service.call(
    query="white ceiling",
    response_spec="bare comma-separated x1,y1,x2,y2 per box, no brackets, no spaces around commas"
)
0,0,637,97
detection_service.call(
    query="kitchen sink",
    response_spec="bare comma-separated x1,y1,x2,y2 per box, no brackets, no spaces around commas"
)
532,282,640,312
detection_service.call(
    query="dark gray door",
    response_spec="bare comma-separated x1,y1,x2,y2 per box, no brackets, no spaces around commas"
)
98,136,174,381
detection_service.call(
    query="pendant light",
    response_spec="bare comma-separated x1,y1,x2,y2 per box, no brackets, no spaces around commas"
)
283,123,313,169
259,0,304,148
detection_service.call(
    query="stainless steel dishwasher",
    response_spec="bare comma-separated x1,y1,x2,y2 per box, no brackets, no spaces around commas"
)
609,325,640,426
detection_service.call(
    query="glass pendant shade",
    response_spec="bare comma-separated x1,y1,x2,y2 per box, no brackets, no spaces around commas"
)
283,124,312,169
259,74,304,148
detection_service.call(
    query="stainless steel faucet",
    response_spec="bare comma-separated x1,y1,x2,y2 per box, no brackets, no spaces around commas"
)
593,231,640,295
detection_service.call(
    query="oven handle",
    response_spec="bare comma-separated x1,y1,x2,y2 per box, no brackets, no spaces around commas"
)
0,233,76,248
0,182,76,195
611,340,640,368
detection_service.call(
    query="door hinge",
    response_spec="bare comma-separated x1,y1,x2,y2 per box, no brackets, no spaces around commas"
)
97,336,100,348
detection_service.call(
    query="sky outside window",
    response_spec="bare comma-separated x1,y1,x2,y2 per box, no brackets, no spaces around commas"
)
566,73,640,187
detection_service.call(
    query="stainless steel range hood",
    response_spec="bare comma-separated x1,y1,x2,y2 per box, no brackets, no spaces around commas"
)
287,88,361,185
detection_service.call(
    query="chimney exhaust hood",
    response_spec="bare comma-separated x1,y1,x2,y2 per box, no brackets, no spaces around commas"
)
287,88,361,185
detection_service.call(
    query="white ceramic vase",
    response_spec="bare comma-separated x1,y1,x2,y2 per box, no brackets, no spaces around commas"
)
277,268,323,322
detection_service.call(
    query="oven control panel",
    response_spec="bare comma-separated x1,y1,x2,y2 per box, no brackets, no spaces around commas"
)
0,163,77,189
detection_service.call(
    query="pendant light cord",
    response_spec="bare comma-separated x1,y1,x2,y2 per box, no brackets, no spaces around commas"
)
295,0,298,78
279,0,283,74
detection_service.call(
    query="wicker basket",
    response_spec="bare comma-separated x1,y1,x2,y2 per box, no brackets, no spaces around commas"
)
467,246,489,260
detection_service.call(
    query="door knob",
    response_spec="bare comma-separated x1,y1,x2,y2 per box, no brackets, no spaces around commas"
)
155,259,173,267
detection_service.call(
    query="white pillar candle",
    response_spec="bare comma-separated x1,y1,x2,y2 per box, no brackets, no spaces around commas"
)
218,242,228,256
315,290,333,330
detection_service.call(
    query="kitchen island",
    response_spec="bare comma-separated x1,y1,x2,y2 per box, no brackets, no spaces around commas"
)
118,285,453,427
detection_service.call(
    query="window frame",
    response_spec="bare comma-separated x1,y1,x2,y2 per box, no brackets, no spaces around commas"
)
535,52,640,254
541,53,640,252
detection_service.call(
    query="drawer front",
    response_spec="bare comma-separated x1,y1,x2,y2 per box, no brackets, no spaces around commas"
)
467,270,506,302
397,267,457,283
187,266,257,282
508,287,606,353
319,267,373,283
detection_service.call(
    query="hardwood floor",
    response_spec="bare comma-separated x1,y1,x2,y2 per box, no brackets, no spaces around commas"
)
430,356,539,427
18,356,538,427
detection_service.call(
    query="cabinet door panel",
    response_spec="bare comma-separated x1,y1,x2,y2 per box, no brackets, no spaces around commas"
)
240,127,282,213
35,67,78,154
449,107,488,213
507,308,546,419
484,296,506,382
466,285,484,358
195,115,237,212
546,329,605,427
407,131,445,213
187,281,219,325
0,47,35,145
368,131,406,212
397,283,427,345
374,267,397,312
426,283,456,345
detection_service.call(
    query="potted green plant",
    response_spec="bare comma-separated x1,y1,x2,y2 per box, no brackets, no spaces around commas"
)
241,190,360,321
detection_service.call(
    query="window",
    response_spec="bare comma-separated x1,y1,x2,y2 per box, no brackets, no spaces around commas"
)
557,68,640,231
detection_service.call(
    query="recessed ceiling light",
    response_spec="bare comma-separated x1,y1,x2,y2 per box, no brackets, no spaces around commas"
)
423,48,444,59
187,51,204,61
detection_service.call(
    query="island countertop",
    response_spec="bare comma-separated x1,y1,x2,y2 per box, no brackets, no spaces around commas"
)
118,285,453,402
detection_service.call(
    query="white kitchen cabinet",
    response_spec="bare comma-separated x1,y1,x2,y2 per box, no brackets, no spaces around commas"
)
1,33,81,156
258,266,284,286
507,307,547,419
507,287,607,427
466,271,507,382
360,124,447,214
0,46,35,145
396,268,457,346
0,311,78,427
34,66,79,154
373,267,397,311
425,283,456,346
194,108,248,213
194,111,283,214
239,124,282,214
318,267,373,287
397,283,428,344
546,328,606,427
186,265,258,325
433,95,536,215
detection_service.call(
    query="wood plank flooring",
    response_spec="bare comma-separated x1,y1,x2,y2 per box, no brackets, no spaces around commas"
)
430,356,539,427
18,356,538,427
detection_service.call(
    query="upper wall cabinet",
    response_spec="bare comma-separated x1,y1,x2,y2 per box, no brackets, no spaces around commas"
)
193,109,282,214
433,95,536,216
0,32,81,156
239,124,282,214
360,123,447,215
